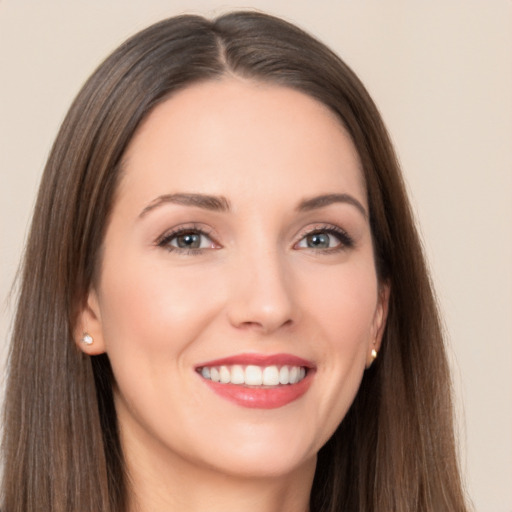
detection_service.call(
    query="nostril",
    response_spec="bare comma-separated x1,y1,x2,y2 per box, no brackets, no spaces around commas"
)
236,318,293,332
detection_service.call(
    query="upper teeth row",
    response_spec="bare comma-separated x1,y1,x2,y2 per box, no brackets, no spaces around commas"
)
200,365,306,386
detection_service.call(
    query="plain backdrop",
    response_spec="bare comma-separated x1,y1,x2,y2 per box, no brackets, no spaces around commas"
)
1,1,511,510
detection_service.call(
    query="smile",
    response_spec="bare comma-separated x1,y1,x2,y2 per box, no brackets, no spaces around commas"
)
196,354,315,409
198,364,307,386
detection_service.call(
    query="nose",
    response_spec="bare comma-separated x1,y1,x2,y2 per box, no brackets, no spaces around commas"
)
226,248,298,334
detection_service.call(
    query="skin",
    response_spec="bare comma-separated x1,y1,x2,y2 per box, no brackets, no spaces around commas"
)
78,78,389,512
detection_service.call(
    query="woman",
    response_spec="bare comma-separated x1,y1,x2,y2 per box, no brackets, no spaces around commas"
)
2,11,469,512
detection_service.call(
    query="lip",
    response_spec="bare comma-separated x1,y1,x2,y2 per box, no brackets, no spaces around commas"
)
196,352,315,369
196,353,316,409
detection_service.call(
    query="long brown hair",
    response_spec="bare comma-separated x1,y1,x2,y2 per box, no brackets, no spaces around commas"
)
2,11,469,511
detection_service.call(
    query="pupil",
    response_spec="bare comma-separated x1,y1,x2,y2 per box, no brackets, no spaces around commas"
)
308,233,329,248
177,233,200,248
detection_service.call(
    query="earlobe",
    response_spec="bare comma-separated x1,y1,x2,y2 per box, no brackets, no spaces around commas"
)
366,283,390,368
75,289,107,355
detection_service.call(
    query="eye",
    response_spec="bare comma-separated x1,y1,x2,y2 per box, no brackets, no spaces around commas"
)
157,226,218,253
300,232,337,249
295,226,353,251
171,232,209,249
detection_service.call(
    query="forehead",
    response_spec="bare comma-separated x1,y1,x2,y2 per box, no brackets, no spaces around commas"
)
119,78,366,210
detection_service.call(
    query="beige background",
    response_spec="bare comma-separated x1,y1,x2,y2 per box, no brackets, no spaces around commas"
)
1,1,511,510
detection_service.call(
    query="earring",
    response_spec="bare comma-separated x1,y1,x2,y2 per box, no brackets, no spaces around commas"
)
81,333,94,346
371,348,378,360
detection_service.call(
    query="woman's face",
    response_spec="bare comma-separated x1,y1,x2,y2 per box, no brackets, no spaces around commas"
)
80,78,388,480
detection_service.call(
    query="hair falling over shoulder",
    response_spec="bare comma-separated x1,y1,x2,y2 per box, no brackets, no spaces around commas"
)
1,11,470,512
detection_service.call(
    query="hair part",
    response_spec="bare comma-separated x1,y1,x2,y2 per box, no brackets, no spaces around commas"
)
2,11,469,512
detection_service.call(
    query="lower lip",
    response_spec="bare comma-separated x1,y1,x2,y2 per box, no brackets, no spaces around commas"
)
201,372,314,409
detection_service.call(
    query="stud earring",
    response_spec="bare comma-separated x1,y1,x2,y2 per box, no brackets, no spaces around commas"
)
81,333,94,346
371,348,378,360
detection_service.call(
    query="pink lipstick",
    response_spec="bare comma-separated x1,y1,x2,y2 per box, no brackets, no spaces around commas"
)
196,353,315,409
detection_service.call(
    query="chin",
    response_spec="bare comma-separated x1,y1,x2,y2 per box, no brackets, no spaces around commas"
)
182,420,322,480
201,448,317,480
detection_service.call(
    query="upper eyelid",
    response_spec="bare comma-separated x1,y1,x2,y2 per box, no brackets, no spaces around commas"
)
295,223,350,238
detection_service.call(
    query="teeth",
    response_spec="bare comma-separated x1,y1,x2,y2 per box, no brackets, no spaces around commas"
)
219,366,230,384
279,366,289,385
199,364,307,386
210,367,220,382
262,366,280,386
245,365,263,385
289,366,298,384
230,365,245,384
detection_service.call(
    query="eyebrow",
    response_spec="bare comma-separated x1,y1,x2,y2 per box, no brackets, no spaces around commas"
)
297,193,368,219
139,193,231,218
139,192,367,219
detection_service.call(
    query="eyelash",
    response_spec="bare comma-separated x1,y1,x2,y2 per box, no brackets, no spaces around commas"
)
156,225,218,255
295,225,354,253
155,224,354,255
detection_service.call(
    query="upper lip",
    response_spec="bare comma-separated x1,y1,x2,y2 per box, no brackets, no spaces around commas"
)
195,353,315,369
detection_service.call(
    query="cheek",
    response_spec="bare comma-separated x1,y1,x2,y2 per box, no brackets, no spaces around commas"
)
301,257,379,343
299,259,378,429
96,253,228,441
97,251,224,363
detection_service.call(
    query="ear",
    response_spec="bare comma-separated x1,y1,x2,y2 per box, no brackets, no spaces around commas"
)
74,288,107,355
366,282,390,368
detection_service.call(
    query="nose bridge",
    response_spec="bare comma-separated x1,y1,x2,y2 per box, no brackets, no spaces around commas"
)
227,237,296,333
